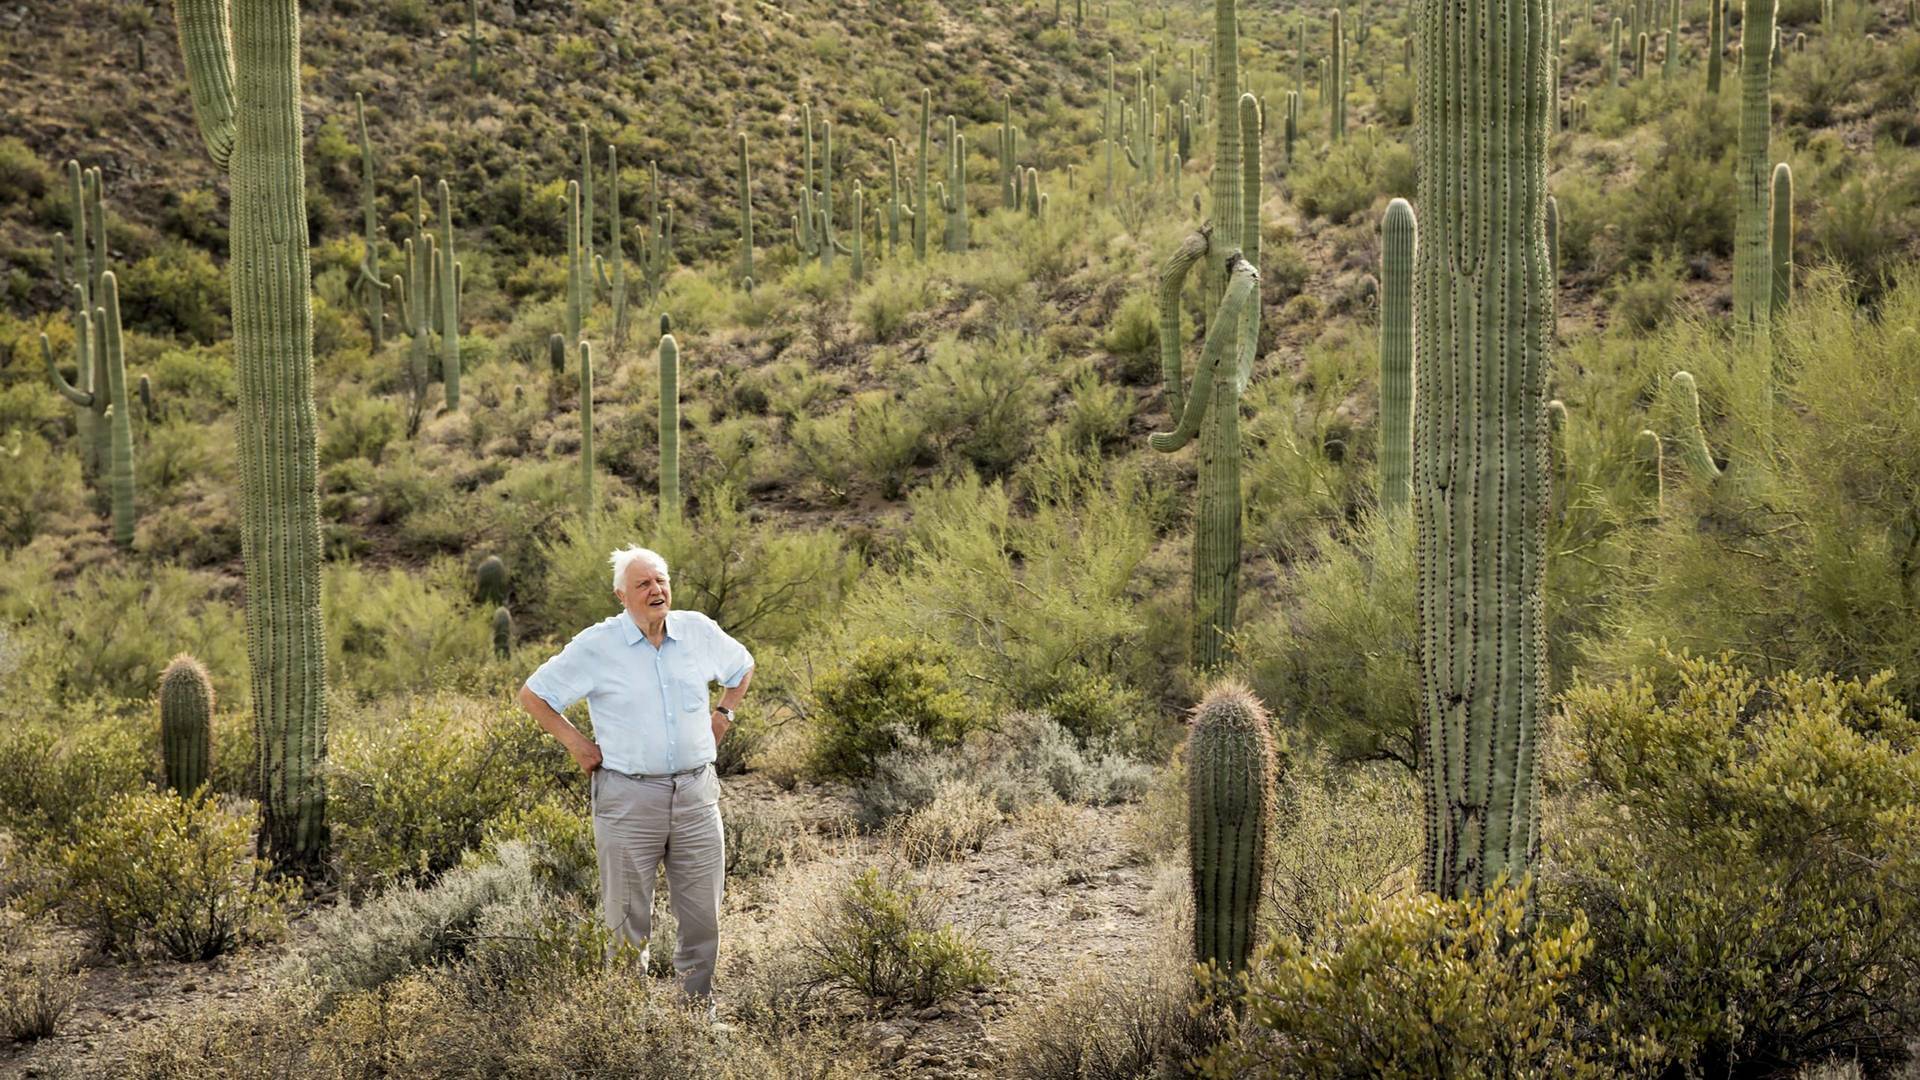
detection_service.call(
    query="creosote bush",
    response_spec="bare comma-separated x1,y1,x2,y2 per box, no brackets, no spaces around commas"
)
56,787,295,961
806,636,978,782
800,863,999,1007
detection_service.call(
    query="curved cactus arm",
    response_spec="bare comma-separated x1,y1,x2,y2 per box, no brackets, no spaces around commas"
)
388,271,412,334
1669,371,1722,480
1151,255,1258,454
173,0,237,168
42,327,97,408
594,252,613,290
1157,227,1213,421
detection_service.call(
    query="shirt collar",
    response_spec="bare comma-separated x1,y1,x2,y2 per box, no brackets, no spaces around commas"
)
620,609,680,646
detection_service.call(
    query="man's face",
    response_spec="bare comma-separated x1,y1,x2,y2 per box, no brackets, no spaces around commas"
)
618,562,672,624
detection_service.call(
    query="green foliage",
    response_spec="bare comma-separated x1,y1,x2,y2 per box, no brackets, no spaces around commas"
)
1288,131,1415,224
1061,367,1135,452
0,430,84,549
801,864,999,1007
56,787,295,961
807,636,978,781
1603,249,1687,333
1261,752,1421,946
1243,512,1418,769
1198,881,1608,1079
117,240,230,344
324,560,495,700
0,137,53,206
852,260,937,342
910,331,1044,477
1547,653,1920,1075
1103,289,1164,385
328,694,574,890
0,701,153,844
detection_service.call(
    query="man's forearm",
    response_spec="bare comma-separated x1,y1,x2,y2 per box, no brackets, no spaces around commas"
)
519,685,593,755
718,668,754,712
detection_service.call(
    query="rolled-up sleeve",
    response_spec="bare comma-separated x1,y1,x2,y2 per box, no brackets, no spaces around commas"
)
525,631,594,714
708,619,754,688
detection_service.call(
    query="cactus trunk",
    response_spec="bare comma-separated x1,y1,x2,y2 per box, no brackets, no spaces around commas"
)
659,329,679,525
100,274,135,548
579,339,595,524
354,95,384,351
1733,0,1778,455
1411,0,1552,898
175,0,330,873
738,132,754,285
1380,198,1415,517
436,179,461,409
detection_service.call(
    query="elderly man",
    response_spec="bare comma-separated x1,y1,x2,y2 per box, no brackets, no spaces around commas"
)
517,545,753,1015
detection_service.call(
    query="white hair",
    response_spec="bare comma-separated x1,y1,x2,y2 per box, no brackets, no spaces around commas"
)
610,546,671,593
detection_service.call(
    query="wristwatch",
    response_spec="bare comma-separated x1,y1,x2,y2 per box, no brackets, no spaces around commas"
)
714,706,734,720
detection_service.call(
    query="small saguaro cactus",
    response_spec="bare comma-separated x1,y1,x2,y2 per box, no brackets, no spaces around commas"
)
1669,371,1722,480
851,182,866,283
475,554,507,605
943,117,969,253
659,322,680,525
44,272,135,547
159,654,215,795
1610,18,1624,83
1025,167,1041,217
1771,161,1793,315
1637,428,1665,518
1186,680,1279,976
139,373,157,424
579,338,595,524
1379,198,1415,517
564,179,585,348
738,132,754,286
435,179,462,410
492,606,513,659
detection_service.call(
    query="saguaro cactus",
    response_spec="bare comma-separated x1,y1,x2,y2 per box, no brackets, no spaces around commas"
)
915,90,931,260
354,95,384,351
565,179,585,348
1186,680,1278,976
1411,0,1552,897
175,0,331,872
1379,198,1415,517
1733,0,1779,454
435,179,462,410
594,145,629,349
475,553,507,605
1669,370,1723,479
491,606,513,659
1708,0,1726,93
738,132,754,285
44,272,135,546
943,117,968,253
159,654,215,795
658,324,679,525
579,338,595,523
1204,0,1246,311
1331,9,1348,140
1150,93,1264,670
49,162,109,483
1770,161,1793,314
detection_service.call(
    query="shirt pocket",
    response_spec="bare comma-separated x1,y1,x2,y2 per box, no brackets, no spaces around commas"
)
674,676,710,720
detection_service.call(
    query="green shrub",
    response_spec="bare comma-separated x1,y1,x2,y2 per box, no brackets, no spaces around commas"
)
1061,367,1135,452
1288,131,1415,225
0,953,82,1043
1603,250,1687,333
910,331,1043,478
1103,289,1163,385
800,864,999,1007
0,704,152,843
1199,881,1608,1079
852,261,936,342
0,136,52,206
1261,752,1422,945
481,798,597,900
847,391,927,499
328,693,575,889
807,636,978,781
324,560,494,700
118,239,230,344
57,788,294,961
321,386,403,466
0,430,84,549
1546,653,1920,1076
32,564,248,706
892,779,1001,863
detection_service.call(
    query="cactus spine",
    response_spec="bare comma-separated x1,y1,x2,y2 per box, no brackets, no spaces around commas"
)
354,95,384,351
159,654,215,796
1733,0,1779,454
1411,0,1552,897
176,0,330,872
1770,161,1793,315
659,325,679,525
1186,681,1277,976
436,179,461,410
1380,198,1415,517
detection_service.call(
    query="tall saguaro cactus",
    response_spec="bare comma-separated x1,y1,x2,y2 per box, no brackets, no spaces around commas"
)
354,95,384,351
1411,0,1552,898
1186,680,1278,976
435,179,462,410
1379,198,1415,517
175,0,330,873
658,321,680,526
1204,0,1245,311
1150,93,1264,671
1733,0,1779,455
737,132,754,286
579,338,595,524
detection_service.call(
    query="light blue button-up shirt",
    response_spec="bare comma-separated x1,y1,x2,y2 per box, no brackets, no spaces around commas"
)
525,609,754,775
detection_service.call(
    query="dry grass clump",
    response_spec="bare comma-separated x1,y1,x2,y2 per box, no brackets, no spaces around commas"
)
0,917,82,1043
890,779,1001,864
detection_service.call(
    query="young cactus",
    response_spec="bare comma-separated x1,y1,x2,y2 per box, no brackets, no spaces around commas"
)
943,117,969,253
1669,370,1722,480
159,654,215,796
659,323,679,525
1379,198,1415,517
1186,680,1278,976
492,606,513,660
475,554,508,606
1771,162,1793,315
175,0,331,872
594,145,630,350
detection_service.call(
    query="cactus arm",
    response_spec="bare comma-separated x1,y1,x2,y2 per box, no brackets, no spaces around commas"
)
1235,93,1262,392
100,274,135,547
1156,227,1212,422
43,328,97,408
659,332,679,524
173,0,237,168
1380,198,1416,515
1669,371,1722,479
1151,255,1257,454
1770,162,1793,314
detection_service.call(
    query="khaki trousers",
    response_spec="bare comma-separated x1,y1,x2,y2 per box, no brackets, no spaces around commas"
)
590,763,726,999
